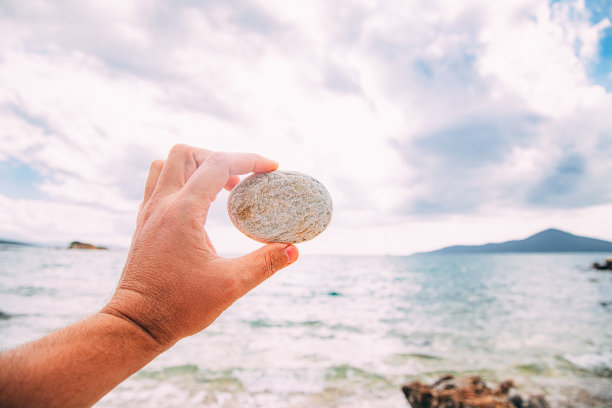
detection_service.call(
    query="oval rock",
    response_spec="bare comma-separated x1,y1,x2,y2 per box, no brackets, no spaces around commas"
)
227,170,333,244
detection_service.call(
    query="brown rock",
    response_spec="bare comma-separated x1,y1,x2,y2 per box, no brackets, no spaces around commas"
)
525,395,550,408
497,380,515,395
401,375,549,408
402,382,435,408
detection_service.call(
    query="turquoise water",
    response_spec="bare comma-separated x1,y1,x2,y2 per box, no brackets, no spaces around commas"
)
1,246,611,407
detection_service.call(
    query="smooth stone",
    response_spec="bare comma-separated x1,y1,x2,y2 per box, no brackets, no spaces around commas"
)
227,170,333,244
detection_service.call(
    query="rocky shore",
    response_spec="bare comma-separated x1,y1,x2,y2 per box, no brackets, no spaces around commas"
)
402,375,550,408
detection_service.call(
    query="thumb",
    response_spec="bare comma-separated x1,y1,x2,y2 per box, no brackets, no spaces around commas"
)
233,243,299,291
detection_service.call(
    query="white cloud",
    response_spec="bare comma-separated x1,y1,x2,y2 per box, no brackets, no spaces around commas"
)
478,0,610,117
0,0,611,254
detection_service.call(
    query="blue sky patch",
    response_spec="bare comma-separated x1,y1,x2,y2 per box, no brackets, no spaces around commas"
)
550,0,612,89
550,0,612,24
587,26,612,90
584,0,612,24
0,158,47,200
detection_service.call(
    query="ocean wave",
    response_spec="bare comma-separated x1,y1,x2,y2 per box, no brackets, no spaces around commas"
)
245,319,324,329
244,318,362,333
564,352,612,378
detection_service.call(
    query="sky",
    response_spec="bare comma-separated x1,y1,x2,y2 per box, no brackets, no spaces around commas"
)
0,0,611,255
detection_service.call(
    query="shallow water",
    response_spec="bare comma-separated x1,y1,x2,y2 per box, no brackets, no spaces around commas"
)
1,246,611,407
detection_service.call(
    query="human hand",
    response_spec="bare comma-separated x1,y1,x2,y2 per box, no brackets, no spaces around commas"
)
101,144,299,348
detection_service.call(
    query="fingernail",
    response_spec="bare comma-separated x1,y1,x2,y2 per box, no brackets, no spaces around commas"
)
284,245,299,264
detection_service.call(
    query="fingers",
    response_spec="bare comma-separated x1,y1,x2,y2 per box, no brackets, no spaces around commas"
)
143,160,164,203
184,151,278,204
156,144,212,193
229,244,299,294
154,145,277,200
137,160,165,225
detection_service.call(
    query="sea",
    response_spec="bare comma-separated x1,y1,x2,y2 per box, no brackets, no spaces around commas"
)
1,246,611,407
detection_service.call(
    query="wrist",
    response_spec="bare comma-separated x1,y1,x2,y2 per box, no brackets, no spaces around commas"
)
97,306,174,355
100,281,182,349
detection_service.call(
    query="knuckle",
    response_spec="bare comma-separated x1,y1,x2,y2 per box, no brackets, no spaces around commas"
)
205,151,227,167
170,144,191,156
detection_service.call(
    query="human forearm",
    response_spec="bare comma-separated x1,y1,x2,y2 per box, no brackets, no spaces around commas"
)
0,312,167,408
0,146,297,406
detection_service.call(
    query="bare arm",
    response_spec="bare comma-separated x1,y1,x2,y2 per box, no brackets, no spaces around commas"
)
0,144,299,408
0,314,166,408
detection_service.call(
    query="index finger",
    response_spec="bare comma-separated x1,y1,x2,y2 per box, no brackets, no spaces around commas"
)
183,151,278,203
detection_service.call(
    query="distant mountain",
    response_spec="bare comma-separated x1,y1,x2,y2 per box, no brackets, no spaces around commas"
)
421,229,612,254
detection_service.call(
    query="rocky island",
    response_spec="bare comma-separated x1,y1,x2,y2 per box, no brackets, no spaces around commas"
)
68,241,108,250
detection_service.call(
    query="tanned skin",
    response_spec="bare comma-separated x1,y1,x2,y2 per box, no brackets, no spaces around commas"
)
0,144,299,408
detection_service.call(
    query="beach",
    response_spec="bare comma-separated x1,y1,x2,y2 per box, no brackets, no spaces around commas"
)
1,246,611,407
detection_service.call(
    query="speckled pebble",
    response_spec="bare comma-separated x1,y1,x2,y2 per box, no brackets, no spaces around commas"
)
227,170,333,244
